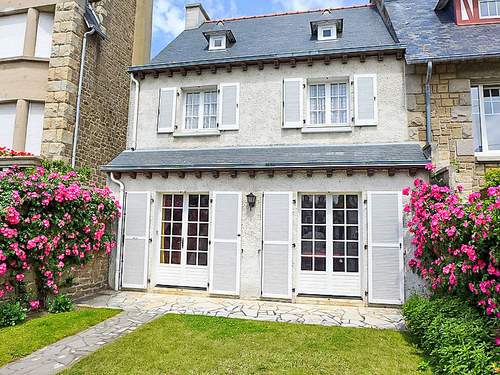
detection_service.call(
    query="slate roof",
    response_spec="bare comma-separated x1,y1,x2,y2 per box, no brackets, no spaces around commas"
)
132,5,400,71
384,0,500,63
102,143,429,172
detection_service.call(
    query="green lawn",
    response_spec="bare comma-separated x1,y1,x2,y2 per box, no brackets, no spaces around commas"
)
0,307,120,367
63,314,425,375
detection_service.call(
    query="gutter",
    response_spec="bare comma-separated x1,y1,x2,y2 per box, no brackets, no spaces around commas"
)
130,74,140,150
109,172,125,291
408,52,500,65
72,27,96,169
424,61,433,154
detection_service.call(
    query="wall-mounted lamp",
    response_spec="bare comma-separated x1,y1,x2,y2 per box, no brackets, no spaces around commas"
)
246,193,256,209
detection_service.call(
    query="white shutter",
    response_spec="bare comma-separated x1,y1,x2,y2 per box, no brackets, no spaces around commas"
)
283,78,303,128
0,13,26,58
262,192,293,299
25,102,44,155
209,192,241,295
157,88,176,133
0,103,17,149
354,74,378,126
218,83,239,130
35,13,54,58
121,192,150,289
367,192,403,305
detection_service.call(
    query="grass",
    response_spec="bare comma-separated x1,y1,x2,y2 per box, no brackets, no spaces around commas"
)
0,307,120,367
63,314,426,375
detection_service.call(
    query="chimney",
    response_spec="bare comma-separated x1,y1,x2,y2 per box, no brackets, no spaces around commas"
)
185,3,210,30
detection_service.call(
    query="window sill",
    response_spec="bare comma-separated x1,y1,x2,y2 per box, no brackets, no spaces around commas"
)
0,56,50,64
301,126,352,134
173,130,221,138
475,152,500,162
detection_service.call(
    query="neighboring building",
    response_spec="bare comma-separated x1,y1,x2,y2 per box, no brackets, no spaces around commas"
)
373,0,500,191
104,4,429,305
0,0,152,299
0,0,152,183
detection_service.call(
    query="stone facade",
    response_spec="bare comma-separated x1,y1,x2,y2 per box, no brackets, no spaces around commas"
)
41,0,137,299
406,60,500,192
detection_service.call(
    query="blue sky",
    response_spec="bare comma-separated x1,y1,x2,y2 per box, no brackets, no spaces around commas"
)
152,0,366,58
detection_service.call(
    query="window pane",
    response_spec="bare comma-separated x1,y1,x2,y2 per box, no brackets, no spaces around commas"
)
188,223,197,236
347,226,359,241
198,253,208,266
188,209,198,221
173,209,183,221
314,241,326,256
333,226,345,240
200,209,209,222
347,242,359,256
172,237,182,250
333,258,345,272
302,210,313,224
347,258,359,273
171,251,181,264
315,195,326,208
346,195,358,208
302,195,313,208
314,257,326,272
172,223,182,235
200,195,209,207
333,210,344,224
302,241,313,255
332,195,344,208
302,225,313,239
315,210,326,224
301,257,313,271
199,223,209,236
315,226,326,240
199,238,208,251
333,242,345,256
187,252,197,265
347,210,358,224
187,237,197,251
163,195,173,207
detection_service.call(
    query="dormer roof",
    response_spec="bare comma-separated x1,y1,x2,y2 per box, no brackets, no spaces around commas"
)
132,4,401,72
202,29,236,44
310,18,344,36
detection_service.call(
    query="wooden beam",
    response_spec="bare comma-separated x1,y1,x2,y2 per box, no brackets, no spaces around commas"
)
178,171,186,179
167,70,173,77
290,58,297,68
153,70,159,78
377,53,384,62
114,172,122,180
342,55,348,64
144,172,152,179
306,170,313,177
212,171,219,179
137,72,145,80
258,62,264,70
367,169,375,177
242,63,248,71
388,169,396,177
396,51,404,60
230,170,238,178
409,168,417,177
273,59,280,69
195,171,202,179
160,172,169,179
181,68,187,76
210,65,217,74
360,54,366,63
307,57,313,67
287,170,294,178
196,66,202,75
248,170,256,178
326,169,333,178
324,56,331,65
346,169,354,177
267,170,274,178
226,64,232,73
129,172,137,179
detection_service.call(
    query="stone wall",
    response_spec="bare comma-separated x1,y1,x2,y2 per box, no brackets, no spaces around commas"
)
406,60,500,192
41,0,137,298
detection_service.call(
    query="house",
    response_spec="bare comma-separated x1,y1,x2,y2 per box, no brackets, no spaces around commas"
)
373,0,500,191
0,0,152,299
103,3,430,305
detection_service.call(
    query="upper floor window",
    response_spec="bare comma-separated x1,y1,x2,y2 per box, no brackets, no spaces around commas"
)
479,0,500,18
0,13,26,58
318,25,337,41
184,90,218,130
310,19,343,42
204,30,235,51
472,85,500,154
308,82,349,126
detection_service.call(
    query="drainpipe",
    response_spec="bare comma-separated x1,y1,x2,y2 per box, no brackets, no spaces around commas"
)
425,61,433,151
110,172,125,291
130,73,140,151
71,27,96,168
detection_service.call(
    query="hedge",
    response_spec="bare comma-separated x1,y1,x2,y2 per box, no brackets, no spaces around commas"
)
403,295,499,374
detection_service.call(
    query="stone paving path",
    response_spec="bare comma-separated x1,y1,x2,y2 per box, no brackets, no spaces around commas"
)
0,291,404,374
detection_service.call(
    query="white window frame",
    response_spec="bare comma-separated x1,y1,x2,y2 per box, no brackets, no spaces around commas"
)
473,84,500,159
306,80,350,127
209,36,226,50
318,25,337,41
478,0,500,18
182,88,218,131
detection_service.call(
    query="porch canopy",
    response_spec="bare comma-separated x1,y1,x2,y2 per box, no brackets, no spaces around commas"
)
102,143,429,173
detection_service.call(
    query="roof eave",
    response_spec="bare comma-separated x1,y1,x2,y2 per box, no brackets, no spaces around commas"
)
407,52,500,64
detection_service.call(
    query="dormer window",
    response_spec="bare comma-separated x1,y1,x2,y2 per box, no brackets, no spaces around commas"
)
310,19,343,42
209,36,226,50
318,25,337,41
203,29,236,51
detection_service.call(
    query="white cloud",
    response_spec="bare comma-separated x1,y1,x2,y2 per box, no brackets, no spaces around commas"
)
153,0,184,40
271,0,360,11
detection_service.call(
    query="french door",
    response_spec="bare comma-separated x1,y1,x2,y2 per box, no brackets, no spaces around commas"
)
156,193,210,288
297,193,362,297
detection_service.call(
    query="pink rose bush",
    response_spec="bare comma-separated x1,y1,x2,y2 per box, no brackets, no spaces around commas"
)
0,164,119,304
404,177,500,320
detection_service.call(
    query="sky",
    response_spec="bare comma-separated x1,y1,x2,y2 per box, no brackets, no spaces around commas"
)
151,0,367,58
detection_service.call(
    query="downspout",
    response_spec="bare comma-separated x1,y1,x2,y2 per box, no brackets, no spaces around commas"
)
425,61,433,152
109,172,125,291
130,73,140,151
71,27,96,168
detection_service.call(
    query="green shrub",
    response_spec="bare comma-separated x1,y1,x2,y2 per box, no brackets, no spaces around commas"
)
403,295,497,375
47,295,74,314
485,168,500,187
0,301,27,327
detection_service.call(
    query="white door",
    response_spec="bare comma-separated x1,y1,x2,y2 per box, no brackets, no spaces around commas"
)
261,192,293,299
297,194,362,297
156,194,210,288
209,192,242,296
121,192,150,289
367,192,404,305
